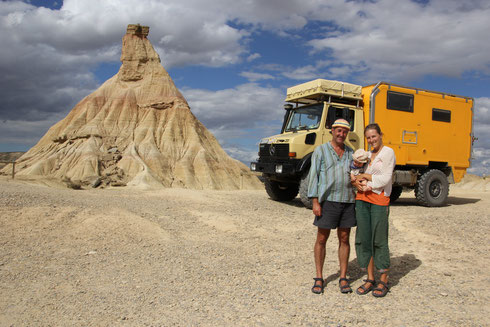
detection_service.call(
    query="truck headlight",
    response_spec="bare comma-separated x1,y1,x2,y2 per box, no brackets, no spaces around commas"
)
275,165,283,173
250,163,257,171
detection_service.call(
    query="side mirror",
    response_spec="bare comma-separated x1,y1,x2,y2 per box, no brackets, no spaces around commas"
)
284,104,293,110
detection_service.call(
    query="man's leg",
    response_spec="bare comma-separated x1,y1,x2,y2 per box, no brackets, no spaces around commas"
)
313,228,331,292
337,227,351,288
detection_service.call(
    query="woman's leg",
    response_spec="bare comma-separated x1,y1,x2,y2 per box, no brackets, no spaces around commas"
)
355,200,376,294
356,257,376,294
367,257,375,281
371,204,390,271
371,204,390,296
355,200,372,269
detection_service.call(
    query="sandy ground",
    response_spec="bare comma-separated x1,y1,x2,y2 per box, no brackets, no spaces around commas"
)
0,177,489,326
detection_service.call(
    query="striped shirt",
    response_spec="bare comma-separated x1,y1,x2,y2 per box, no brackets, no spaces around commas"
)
307,142,355,203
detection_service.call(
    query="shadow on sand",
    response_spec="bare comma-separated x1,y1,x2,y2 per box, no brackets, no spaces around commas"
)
323,253,422,288
390,195,480,207
269,197,308,209
272,192,481,209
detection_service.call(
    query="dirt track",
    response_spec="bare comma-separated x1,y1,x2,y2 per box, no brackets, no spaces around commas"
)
0,177,489,326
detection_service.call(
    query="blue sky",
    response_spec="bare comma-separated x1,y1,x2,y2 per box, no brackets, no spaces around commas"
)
0,0,489,176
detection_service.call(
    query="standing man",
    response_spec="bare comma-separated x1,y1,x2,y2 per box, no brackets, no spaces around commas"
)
308,118,356,294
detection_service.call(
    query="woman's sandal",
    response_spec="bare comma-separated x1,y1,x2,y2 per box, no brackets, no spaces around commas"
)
311,278,325,294
356,279,376,295
372,280,389,297
339,278,353,293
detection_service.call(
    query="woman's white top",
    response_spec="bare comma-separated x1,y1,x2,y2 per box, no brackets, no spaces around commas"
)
366,146,396,197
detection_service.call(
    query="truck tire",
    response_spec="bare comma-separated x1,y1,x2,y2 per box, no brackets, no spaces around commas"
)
390,186,403,203
299,172,313,209
415,169,449,207
264,179,299,202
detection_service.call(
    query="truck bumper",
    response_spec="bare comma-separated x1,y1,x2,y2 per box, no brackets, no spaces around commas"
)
250,161,297,175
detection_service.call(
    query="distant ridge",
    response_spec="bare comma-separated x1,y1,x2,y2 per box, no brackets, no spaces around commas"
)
0,152,25,170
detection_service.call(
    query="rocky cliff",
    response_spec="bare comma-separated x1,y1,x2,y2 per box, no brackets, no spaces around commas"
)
7,24,261,190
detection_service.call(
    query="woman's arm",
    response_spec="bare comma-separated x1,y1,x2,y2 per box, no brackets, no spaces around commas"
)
352,178,365,192
370,147,396,189
357,173,372,181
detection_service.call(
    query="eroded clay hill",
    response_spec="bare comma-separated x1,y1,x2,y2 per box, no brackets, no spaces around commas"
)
7,24,261,190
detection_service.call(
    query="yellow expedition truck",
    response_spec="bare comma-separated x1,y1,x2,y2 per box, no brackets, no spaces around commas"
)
250,79,474,207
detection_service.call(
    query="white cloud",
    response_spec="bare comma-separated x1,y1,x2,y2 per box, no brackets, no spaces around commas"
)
246,53,261,62
0,114,65,146
282,65,319,80
182,83,284,129
468,147,490,176
466,97,490,175
306,0,490,82
240,71,275,82
473,97,490,149
182,83,285,162
281,62,366,81
474,97,490,124
1,0,489,173
221,145,259,164
0,0,325,125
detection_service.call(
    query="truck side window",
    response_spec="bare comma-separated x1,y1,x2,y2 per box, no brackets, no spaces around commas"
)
387,91,414,112
325,106,355,130
432,108,451,122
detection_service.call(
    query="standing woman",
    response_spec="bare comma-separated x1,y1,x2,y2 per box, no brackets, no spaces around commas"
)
353,123,395,297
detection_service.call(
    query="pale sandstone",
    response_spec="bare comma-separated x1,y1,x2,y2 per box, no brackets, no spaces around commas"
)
3,24,261,190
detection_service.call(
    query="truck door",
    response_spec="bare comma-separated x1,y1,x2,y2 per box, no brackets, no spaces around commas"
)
322,105,360,149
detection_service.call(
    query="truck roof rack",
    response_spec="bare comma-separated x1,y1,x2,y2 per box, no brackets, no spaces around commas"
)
285,79,363,104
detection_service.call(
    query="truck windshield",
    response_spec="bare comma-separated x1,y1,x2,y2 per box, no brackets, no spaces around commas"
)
285,104,323,132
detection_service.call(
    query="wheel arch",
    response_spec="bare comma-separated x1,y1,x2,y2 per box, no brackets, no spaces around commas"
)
298,152,313,175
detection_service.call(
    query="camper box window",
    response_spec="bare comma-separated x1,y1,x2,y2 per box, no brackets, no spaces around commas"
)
432,108,451,122
387,91,414,112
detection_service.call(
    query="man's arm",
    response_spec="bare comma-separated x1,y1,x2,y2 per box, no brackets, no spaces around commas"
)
307,148,321,199
312,198,321,217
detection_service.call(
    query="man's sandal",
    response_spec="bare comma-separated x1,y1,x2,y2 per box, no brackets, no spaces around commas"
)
356,279,376,295
372,281,389,297
311,278,325,294
339,278,352,293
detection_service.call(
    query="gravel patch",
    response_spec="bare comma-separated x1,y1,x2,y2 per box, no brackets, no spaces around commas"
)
0,179,488,326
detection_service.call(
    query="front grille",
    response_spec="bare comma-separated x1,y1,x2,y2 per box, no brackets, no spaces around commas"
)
259,143,289,159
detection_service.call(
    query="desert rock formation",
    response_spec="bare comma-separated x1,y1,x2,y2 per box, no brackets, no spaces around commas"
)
5,24,261,190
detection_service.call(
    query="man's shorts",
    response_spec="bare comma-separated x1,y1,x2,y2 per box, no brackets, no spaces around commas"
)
313,200,356,229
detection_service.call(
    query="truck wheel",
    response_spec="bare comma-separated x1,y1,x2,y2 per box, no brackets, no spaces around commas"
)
415,169,449,207
299,172,312,209
390,186,403,203
264,179,299,202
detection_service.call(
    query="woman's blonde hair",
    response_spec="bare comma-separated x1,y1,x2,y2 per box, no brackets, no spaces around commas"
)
364,123,382,136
